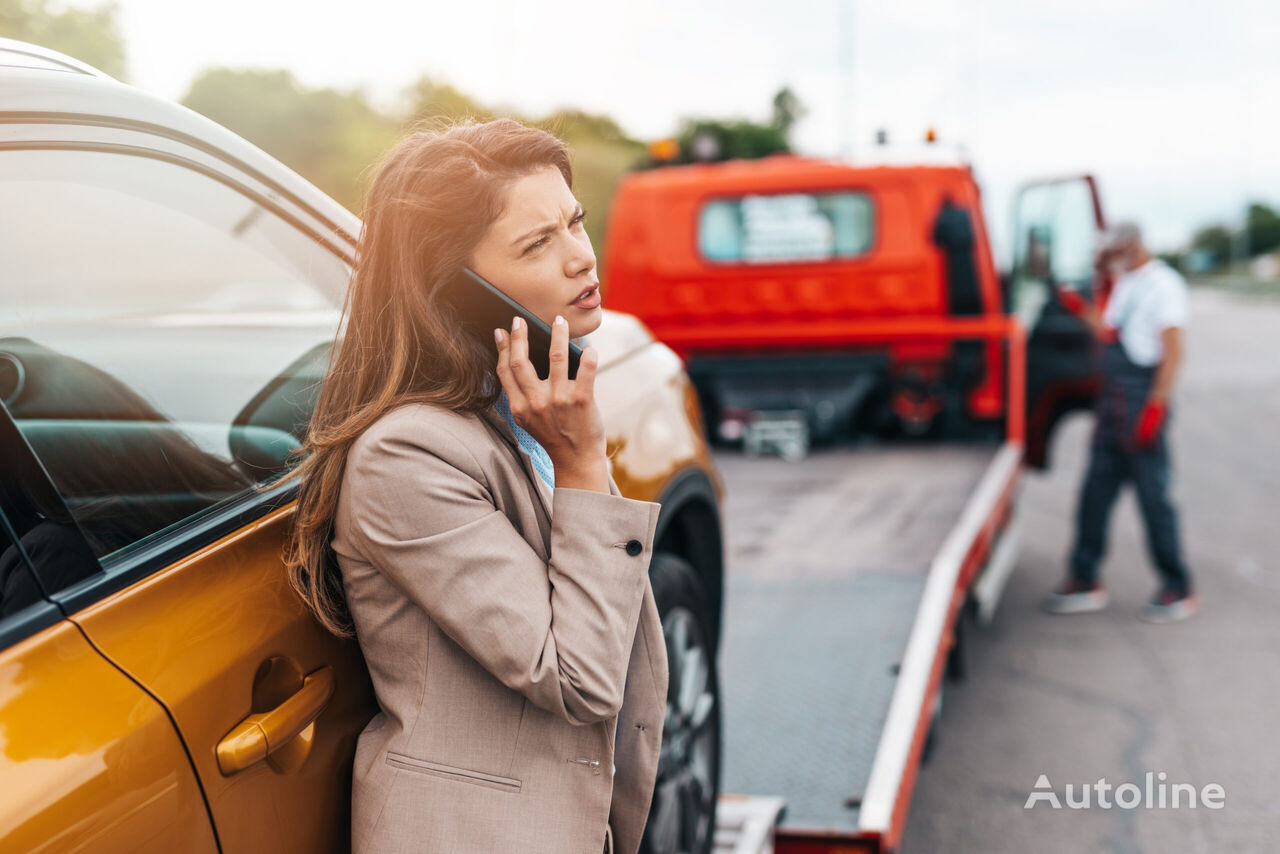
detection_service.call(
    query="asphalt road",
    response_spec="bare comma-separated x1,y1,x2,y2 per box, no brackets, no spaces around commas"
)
715,287,1280,853
902,287,1280,853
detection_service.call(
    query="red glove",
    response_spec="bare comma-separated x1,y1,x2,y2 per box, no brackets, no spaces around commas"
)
1057,287,1088,317
1133,399,1167,448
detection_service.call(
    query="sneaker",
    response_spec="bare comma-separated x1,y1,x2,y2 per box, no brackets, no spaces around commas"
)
1140,588,1199,623
1042,578,1110,614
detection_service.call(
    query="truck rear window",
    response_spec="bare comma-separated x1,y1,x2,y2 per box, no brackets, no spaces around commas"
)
698,191,873,264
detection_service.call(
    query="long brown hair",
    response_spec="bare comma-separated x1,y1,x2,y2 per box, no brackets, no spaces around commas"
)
281,118,573,637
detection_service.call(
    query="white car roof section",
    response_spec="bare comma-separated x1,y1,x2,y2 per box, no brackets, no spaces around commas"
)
0,37,107,77
0,38,359,247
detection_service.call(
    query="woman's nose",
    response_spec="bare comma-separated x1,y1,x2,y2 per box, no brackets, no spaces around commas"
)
565,238,595,277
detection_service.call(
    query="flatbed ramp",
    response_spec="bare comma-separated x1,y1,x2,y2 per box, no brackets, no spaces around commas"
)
714,795,787,853
713,443,1010,843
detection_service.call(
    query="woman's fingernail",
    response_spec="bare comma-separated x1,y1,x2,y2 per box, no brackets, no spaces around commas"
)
554,315,565,327
494,328,503,344
512,317,521,332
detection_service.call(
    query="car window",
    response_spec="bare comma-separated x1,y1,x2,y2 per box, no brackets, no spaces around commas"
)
0,519,58,651
698,191,873,264
0,514,56,623
0,402,92,644
0,147,350,569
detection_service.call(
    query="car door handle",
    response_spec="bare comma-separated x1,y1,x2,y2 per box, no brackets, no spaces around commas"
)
216,665,335,775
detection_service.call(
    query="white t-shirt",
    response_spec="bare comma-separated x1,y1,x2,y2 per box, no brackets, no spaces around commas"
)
1102,258,1189,366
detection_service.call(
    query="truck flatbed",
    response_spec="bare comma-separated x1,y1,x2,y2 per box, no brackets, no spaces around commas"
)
715,442,1022,848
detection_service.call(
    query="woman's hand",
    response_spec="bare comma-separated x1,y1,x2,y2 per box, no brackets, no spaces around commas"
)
494,315,610,493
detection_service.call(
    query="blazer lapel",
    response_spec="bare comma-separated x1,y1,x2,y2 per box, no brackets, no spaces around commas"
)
478,405,554,520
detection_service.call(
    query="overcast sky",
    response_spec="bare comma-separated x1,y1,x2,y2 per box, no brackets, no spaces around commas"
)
113,0,1279,256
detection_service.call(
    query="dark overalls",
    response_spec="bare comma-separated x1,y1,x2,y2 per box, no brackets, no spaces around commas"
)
1068,338,1192,595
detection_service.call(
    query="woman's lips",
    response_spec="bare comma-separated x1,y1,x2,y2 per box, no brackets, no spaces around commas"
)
570,284,601,309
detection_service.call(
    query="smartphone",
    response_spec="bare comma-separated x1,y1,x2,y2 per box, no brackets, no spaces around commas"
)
442,267,583,381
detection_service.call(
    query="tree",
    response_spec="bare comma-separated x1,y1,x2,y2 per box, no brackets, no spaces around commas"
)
0,5,695,271
0,0,126,79
1190,224,1232,268
181,68,399,214
771,86,805,140
644,86,805,167
541,108,630,145
403,75,494,125
1246,202,1280,257
678,118,790,162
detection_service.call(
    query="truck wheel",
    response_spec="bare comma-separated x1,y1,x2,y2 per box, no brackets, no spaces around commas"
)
640,553,722,854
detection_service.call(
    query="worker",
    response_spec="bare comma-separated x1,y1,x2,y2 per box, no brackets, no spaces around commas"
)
1044,222,1197,623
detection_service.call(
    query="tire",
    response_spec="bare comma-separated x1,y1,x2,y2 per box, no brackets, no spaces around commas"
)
638,553,722,854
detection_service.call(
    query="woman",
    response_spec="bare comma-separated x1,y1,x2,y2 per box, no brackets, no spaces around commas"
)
283,119,668,854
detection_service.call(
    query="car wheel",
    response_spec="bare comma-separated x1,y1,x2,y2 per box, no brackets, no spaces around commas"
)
639,552,721,854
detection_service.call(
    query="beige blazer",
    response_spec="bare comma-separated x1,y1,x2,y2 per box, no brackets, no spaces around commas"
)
331,401,668,854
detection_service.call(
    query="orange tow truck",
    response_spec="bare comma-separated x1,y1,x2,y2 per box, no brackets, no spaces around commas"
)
603,155,1109,853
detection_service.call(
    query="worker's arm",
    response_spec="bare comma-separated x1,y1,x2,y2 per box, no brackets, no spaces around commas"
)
1149,326,1183,403
1134,326,1183,448
1055,286,1107,338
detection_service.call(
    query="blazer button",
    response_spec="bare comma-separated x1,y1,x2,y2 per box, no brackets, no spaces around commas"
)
625,539,643,556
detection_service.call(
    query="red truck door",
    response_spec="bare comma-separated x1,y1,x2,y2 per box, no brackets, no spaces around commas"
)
1011,175,1107,468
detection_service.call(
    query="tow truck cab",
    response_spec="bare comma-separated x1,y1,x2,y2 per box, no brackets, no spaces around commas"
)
602,155,1106,467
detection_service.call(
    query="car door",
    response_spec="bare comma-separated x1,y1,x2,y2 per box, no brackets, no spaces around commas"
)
0,412,218,854
1009,175,1107,468
0,126,377,853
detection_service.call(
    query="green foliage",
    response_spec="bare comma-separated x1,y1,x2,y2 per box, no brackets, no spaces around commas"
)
542,108,632,145
1190,224,1232,268
178,69,644,264
1188,203,1280,272
181,68,400,214
1246,202,1280,256
642,86,805,167
404,75,494,125
771,86,804,137
5,8,791,267
0,0,126,79
676,119,790,162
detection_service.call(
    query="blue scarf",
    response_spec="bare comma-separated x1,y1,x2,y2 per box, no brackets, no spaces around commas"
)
485,333,592,489
494,387,555,489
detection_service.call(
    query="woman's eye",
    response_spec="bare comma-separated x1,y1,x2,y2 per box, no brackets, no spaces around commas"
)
523,213,584,255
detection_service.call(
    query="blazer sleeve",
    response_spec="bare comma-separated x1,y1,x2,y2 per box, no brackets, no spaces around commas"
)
343,418,662,726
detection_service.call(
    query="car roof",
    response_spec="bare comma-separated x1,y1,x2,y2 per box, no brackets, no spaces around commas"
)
0,37,109,77
0,37,359,246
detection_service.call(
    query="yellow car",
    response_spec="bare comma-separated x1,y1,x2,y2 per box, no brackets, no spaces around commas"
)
0,38,725,854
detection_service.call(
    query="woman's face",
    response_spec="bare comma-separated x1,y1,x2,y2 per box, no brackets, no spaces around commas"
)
468,165,602,340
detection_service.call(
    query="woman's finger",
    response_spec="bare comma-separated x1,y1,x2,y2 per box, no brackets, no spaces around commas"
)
573,344,599,402
494,327,529,412
548,314,569,393
507,316,542,399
